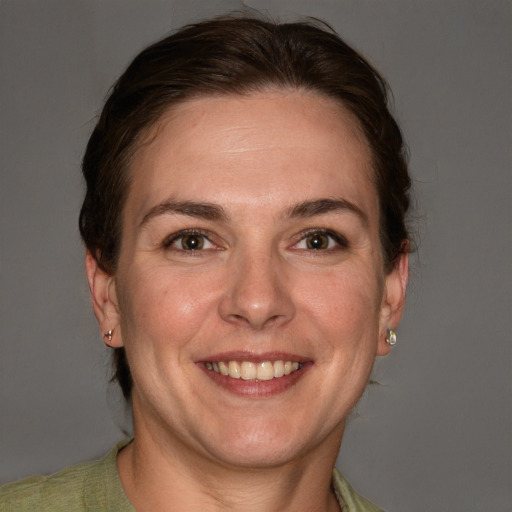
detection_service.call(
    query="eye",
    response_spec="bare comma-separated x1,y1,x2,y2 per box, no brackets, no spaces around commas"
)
164,230,216,251
305,233,330,250
294,230,348,251
180,233,206,250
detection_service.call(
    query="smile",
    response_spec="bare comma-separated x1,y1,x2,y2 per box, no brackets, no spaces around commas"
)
205,360,302,381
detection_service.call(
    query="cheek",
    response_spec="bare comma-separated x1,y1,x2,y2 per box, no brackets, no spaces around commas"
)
117,263,220,345
116,257,384,360
115,266,219,399
303,267,383,327
295,265,384,374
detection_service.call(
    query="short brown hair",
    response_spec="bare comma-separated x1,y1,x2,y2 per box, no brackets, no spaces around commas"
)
79,15,411,400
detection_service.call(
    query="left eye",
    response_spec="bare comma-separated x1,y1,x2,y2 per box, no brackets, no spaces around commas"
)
166,232,215,251
295,231,345,250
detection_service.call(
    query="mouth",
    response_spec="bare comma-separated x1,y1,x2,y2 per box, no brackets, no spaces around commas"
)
204,360,303,381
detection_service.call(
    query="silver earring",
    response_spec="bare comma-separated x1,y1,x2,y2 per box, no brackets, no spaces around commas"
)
103,329,113,344
386,328,397,346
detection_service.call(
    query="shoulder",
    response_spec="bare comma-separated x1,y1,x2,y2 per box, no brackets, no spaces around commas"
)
332,468,387,512
0,440,133,512
1,461,100,512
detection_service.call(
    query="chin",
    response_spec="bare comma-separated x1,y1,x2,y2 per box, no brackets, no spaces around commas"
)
208,440,303,470
199,416,332,470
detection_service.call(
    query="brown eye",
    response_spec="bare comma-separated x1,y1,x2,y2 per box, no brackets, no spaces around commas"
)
164,230,216,252
305,233,329,250
181,234,204,250
294,230,348,252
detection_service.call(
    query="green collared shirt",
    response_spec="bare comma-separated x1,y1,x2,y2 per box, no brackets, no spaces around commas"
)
1,441,384,511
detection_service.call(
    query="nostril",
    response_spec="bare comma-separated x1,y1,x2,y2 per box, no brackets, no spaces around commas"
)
224,310,291,330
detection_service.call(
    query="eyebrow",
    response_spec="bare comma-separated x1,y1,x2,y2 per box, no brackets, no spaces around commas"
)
139,197,367,228
139,200,227,227
286,198,368,225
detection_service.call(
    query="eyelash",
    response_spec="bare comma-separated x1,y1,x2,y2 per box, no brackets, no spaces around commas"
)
162,229,217,253
163,228,348,255
293,229,349,252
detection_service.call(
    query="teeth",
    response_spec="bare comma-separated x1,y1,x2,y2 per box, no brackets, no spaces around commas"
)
257,361,274,381
206,360,302,381
228,361,241,379
273,360,285,378
218,361,229,376
240,362,257,380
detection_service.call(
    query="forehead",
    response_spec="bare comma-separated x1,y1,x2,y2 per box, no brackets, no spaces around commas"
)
126,90,376,220
141,89,370,157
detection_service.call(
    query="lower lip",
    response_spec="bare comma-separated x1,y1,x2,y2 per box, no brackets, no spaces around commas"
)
198,363,311,397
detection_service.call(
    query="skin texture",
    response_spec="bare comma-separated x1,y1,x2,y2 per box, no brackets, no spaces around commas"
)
86,90,408,511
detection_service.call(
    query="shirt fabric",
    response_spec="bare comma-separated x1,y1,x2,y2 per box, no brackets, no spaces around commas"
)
1,441,384,511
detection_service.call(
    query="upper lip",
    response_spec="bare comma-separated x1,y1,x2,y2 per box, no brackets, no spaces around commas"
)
197,351,309,363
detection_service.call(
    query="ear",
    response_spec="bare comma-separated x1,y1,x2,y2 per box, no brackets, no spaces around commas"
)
377,252,409,356
85,251,123,348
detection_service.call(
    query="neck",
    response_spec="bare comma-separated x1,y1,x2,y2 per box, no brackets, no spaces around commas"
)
117,411,344,512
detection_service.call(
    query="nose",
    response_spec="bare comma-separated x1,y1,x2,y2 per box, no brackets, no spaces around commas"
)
218,249,295,330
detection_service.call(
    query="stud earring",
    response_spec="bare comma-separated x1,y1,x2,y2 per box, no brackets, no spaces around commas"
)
103,329,114,345
386,328,397,346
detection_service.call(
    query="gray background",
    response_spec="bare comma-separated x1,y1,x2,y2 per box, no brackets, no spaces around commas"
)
1,1,511,511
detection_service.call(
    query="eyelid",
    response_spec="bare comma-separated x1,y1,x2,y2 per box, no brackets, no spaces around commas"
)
162,228,218,251
292,228,349,250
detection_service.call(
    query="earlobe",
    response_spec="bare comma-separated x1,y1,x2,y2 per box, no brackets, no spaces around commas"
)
85,251,123,348
377,252,409,356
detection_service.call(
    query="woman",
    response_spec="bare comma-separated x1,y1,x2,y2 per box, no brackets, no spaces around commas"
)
1,15,410,512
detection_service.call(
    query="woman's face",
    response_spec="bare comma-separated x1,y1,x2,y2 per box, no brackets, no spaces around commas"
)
90,90,407,468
